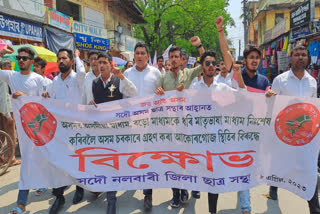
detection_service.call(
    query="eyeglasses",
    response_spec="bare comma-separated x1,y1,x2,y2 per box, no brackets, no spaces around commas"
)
204,61,216,66
16,56,32,61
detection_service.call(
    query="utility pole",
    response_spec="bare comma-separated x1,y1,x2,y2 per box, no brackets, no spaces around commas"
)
239,39,241,58
242,0,248,47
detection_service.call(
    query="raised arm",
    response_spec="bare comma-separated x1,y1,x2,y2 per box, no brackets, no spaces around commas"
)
215,16,233,72
113,67,138,98
190,36,205,55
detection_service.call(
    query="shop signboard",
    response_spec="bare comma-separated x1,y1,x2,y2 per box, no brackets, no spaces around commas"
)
312,21,320,33
277,51,289,72
0,0,45,23
0,14,43,42
75,33,110,51
46,7,72,32
292,24,310,39
72,21,108,39
125,35,136,52
290,0,310,29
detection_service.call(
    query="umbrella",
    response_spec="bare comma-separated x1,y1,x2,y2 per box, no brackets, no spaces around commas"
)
3,44,57,62
112,57,127,66
3,44,58,74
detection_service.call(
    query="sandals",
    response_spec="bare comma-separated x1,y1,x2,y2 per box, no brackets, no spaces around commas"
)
8,206,26,214
35,188,46,196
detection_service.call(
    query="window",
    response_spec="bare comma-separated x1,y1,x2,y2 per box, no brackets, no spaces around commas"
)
56,0,81,21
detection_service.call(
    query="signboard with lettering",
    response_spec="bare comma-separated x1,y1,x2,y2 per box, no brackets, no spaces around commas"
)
72,21,108,39
0,14,43,42
46,7,72,32
290,0,310,29
75,33,110,51
0,0,45,23
292,24,310,39
277,51,289,72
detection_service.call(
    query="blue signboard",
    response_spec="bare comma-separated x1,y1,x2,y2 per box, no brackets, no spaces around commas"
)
292,24,310,39
0,14,43,42
75,33,110,51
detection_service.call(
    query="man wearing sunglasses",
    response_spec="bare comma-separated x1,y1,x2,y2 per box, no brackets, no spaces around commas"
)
0,45,46,214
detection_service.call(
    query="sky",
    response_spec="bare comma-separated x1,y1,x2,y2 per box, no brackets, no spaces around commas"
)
226,0,245,58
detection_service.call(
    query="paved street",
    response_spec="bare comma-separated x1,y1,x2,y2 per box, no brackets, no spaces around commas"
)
0,159,313,214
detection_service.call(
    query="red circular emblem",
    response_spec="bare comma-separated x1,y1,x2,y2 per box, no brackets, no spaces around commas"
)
275,103,320,146
20,102,57,146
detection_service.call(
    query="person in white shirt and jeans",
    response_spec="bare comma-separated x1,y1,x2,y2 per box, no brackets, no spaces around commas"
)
266,45,320,214
43,48,87,214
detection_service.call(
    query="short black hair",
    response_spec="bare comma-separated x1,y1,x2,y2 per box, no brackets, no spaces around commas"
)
193,61,201,67
18,47,35,59
134,42,149,54
181,51,189,60
34,57,47,68
57,48,73,60
243,45,261,59
125,60,133,68
200,50,216,65
291,45,308,56
97,52,112,63
88,50,99,59
157,56,164,62
169,46,182,57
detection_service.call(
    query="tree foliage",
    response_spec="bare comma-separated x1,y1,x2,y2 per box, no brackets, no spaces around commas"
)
134,0,235,59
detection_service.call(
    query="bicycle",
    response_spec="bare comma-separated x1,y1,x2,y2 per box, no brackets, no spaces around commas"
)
0,129,14,175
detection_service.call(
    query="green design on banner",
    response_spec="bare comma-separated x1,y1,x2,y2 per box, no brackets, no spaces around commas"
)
27,114,48,136
286,115,311,137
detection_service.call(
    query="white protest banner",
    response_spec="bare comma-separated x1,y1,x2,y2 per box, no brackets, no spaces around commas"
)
12,90,320,200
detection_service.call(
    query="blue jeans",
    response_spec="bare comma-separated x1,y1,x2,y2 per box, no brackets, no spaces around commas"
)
239,189,251,212
17,189,29,206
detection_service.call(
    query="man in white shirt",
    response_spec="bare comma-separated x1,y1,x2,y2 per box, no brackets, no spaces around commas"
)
83,50,100,104
214,60,239,89
124,42,161,97
157,56,165,74
33,57,52,92
88,52,137,214
190,51,246,214
266,46,320,214
43,48,86,214
0,45,45,214
123,42,161,211
47,49,86,104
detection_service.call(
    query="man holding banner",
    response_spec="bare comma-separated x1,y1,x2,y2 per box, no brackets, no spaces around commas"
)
266,45,320,214
88,52,137,214
42,48,87,214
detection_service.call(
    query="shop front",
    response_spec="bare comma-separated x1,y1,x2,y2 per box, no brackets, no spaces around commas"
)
0,13,43,45
44,7,75,53
72,21,110,58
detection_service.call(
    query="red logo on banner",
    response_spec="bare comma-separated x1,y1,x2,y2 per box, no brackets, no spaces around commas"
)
20,103,57,146
275,103,320,146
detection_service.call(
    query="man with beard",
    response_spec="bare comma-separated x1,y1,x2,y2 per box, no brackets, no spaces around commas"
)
265,46,320,214
180,51,189,70
88,52,137,214
241,45,270,91
190,51,245,214
43,48,86,214
0,45,45,214
214,60,239,88
83,50,100,104
155,36,204,208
